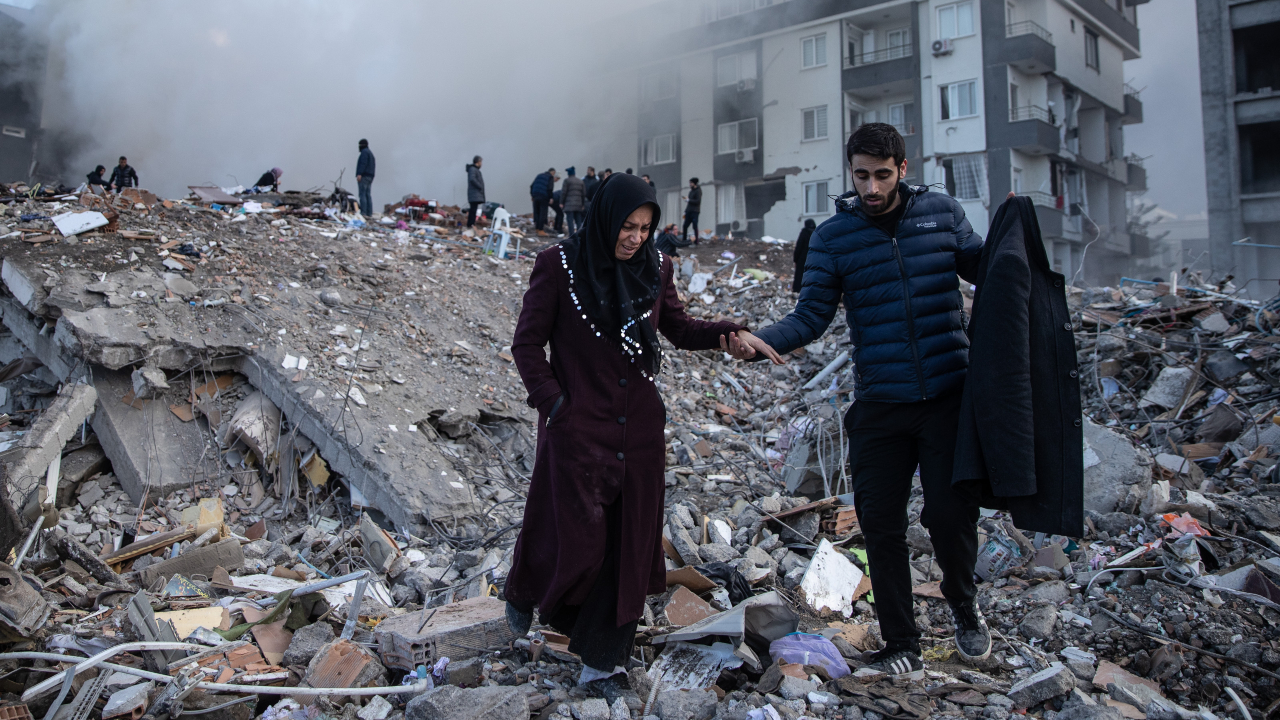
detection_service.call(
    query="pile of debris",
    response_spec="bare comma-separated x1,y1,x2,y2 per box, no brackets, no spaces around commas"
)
5,179,1280,720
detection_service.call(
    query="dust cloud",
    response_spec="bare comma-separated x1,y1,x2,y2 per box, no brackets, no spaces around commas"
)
28,1,657,212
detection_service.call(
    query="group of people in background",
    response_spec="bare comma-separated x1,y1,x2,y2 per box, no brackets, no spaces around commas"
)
85,157,138,193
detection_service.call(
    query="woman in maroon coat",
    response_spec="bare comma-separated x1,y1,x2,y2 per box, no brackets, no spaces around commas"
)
506,174,780,693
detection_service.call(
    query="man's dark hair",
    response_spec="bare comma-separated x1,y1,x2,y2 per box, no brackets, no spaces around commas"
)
472,155,482,164
587,166,595,172
359,138,368,148
604,168,612,173
846,123,905,166
690,177,699,185
118,156,127,162
95,165,105,173
625,168,633,174
642,174,650,181
548,167,555,173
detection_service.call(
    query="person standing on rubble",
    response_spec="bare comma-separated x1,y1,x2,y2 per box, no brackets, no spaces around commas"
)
506,173,780,699
681,178,701,245
561,167,586,237
466,156,485,228
109,156,138,192
356,139,375,217
530,167,555,233
725,123,990,680
791,218,817,292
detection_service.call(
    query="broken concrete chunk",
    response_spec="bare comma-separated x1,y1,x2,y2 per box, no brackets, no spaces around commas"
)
301,639,386,700
1007,663,1077,708
1139,367,1195,409
282,622,334,667
653,688,718,720
404,685,528,720
130,365,170,399
1082,418,1153,514
668,524,703,566
138,539,244,588
0,561,52,639
375,596,516,672
663,586,717,627
222,391,281,469
1019,605,1058,640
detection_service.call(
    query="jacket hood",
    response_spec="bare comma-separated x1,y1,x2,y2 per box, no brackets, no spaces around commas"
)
835,182,929,215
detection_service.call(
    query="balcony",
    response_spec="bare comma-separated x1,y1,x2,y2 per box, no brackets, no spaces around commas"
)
1122,83,1143,125
842,45,915,95
1125,154,1147,191
998,21,1056,74
1007,106,1060,155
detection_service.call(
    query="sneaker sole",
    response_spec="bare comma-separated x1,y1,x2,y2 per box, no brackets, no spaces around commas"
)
883,656,925,682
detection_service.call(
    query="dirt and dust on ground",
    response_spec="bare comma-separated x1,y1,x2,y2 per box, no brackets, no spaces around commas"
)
2,178,1280,720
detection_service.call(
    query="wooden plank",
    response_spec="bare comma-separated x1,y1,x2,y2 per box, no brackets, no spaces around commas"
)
139,539,244,588
102,524,197,567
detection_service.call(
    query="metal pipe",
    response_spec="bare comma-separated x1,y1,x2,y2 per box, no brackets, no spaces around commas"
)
188,680,432,697
14,514,45,568
0,653,171,683
22,642,207,701
803,349,851,391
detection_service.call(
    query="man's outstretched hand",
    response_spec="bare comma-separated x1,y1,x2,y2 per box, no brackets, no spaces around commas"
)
720,330,785,365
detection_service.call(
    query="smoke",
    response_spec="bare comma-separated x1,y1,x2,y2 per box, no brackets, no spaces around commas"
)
26,0,652,212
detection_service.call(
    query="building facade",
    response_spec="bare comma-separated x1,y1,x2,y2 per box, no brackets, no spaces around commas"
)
0,7,45,185
1197,0,1280,297
625,0,1143,284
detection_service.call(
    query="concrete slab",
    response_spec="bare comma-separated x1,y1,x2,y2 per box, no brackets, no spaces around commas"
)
3,383,97,510
90,369,216,503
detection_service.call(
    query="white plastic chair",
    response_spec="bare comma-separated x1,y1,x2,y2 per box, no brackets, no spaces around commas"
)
484,207,520,259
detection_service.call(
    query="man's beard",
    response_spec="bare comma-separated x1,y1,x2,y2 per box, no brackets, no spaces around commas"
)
860,178,900,216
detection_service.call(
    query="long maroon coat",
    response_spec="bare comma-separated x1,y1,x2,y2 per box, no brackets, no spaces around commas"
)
507,244,745,628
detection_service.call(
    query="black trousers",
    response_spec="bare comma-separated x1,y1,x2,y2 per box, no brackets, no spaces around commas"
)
681,211,699,242
532,198,550,230
467,201,482,227
846,391,979,654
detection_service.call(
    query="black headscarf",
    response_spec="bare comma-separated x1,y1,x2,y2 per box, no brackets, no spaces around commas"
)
560,173,664,375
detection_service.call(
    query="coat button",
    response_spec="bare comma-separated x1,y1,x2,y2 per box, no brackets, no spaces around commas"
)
1073,419,1082,427
617,416,626,424
1069,369,1078,378
616,452,625,461
618,378,627,387
1054,279,1063,288
1063,322,1072,331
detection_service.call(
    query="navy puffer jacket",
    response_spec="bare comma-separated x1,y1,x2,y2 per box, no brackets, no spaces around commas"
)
755,183,983,403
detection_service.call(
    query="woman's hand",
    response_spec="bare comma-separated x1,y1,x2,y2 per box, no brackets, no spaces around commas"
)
720,330,785,365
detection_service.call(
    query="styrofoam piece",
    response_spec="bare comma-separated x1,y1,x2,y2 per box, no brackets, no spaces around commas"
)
52,211,109,237
798,539,864,617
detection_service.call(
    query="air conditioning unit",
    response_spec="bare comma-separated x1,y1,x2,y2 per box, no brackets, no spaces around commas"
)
735,149,755,164
737,78,757,92
931,39,953,56
732,220,743,231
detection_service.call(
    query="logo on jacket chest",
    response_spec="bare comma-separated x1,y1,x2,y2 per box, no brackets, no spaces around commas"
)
916,221,937,228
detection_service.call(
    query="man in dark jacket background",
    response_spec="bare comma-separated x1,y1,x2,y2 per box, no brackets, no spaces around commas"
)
791,219,817,292
727,124,989,680
681,178,701,244
466,156,485,228
356,139,375,217
530,167,555,233
583,167,600,203
87,165,109,189
109,157,138,192
560,167,586,236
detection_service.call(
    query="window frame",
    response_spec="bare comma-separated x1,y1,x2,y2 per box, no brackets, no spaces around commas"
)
939,80,980,121
888,102,914,135
886,28,911,59
802,105,829,142
643,133,677,166
717,117,760,155
641,70,677,102
803,180,831,215
716,50,759,87
801,33,828,69
1084,27,1100,71
936,0,975,40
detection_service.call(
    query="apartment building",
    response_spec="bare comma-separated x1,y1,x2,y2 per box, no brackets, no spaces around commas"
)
624,0,1143,284
0,6,44,184
1197,0,1280,295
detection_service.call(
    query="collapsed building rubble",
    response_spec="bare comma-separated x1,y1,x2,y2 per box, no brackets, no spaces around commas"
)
4,178,1280,720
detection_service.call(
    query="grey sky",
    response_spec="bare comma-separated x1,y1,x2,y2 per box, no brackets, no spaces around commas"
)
1124,0,1208,218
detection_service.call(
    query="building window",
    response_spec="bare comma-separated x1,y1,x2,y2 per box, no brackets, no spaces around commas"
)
1084,28,1100,71
804,181,830,215
717,49,759,87
643,134,677,166
717,0,770,20
942,153,987,200
939,80,979,120
640,70,677,102
802,106,829,141
718,117,759,154
888,102,915,135
886,28,910,59
719,182,746,225
802,34,827,68
937,1,974,39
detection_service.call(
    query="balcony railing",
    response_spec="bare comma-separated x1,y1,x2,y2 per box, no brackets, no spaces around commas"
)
892,123,917,136
844,44,913,68
1010,105,1053,123
1124,153,1145,168
1024,191,1061,209
1006,20,1052,43
1124,82,1141,98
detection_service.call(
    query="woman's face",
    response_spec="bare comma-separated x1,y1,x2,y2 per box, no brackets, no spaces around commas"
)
615,205,654,261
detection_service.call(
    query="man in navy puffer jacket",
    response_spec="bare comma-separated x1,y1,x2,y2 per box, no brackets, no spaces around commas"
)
727,124,989,679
